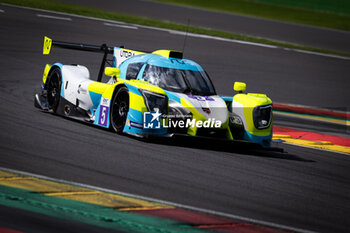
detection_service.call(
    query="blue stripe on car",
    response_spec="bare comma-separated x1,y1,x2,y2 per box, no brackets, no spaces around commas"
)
165,90,181,103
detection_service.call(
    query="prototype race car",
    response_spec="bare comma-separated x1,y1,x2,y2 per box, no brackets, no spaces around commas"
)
35,36,273,147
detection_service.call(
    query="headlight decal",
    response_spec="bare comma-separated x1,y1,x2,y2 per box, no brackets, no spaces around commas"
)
139,89,168,114
253,104,272,129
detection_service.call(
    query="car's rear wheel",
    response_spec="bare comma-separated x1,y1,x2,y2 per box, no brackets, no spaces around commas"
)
46,68,62,113
110,87,129,134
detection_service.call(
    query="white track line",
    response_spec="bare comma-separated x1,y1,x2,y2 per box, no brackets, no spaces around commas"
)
37,14,72,21
0,166,316,233
0,9,4,13
168,30,278,48
283,47,350,60
1,3,128,25
2,3,350,60
104,22,138,30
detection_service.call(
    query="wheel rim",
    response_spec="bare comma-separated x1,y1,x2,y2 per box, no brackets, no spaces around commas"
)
111,89,129,132
47,71,61,111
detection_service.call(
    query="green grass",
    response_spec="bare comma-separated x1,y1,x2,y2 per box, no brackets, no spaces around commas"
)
1,0,350,58
253,0,350,15
156,0,350,31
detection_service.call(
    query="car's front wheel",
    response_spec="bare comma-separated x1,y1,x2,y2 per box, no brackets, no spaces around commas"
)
110,87,129,134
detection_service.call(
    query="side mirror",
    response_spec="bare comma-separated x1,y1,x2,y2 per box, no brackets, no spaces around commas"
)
104,67,120,77
233,82,246,93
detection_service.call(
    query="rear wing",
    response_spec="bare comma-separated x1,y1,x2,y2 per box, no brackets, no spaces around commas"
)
43,36,114,55
43,36,183,81
43,36,116,82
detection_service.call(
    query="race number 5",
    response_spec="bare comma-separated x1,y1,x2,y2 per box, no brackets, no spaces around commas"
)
99,106,109,126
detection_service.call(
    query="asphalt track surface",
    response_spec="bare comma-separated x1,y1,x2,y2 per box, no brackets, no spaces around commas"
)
56,0,350,53
0,4,350,233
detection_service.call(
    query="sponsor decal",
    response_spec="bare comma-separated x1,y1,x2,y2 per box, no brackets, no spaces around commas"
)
130,121,144,129
120,50,136,58
202,107,211,114
98,106,108,127
98,97,110,126
101,97,110,106
170,58,185,64
187,94,214,101
114,47,143,67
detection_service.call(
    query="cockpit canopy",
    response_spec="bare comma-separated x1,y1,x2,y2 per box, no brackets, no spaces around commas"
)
142,64,216,96
119,54,217,96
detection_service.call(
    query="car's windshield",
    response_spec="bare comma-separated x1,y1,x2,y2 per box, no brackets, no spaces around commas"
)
142,64,216,96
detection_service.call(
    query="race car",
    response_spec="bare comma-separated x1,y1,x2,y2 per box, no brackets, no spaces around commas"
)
34,36,273,147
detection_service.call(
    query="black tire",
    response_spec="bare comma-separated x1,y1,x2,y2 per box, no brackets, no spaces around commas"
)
46,68,62,113
110,87,129,133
